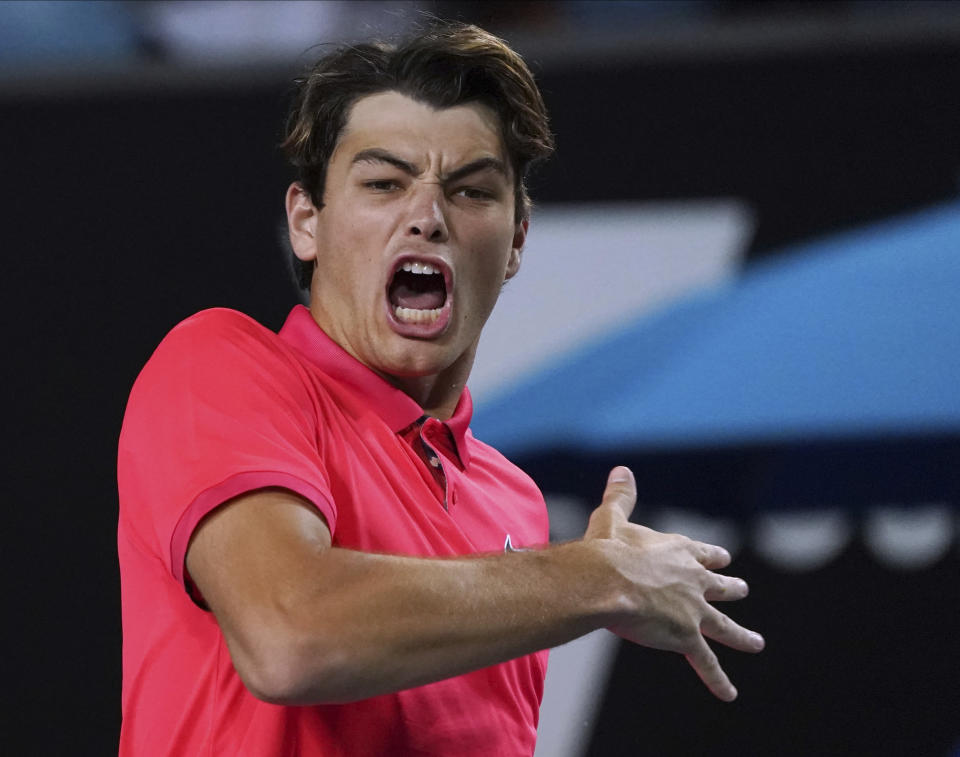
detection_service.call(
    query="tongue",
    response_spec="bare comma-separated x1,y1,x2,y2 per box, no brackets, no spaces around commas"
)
389,272,446,310
392,284,445,310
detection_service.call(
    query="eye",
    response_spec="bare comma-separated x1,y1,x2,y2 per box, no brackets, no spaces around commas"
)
365,179,401,192
454,186,495,201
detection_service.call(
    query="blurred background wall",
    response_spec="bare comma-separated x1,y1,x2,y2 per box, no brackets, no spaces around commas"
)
3,1,959,754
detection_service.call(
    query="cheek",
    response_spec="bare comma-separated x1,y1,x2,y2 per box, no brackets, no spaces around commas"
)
479,229,520,281
465,249,515,308
321,216,383,285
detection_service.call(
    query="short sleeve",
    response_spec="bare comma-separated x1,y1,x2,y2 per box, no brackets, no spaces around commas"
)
118,308,337,586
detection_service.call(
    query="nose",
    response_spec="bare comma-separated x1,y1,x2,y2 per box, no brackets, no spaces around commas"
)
405,186,449,243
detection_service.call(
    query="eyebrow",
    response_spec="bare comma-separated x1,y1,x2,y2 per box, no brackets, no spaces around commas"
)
352,148,418,175
351,148,508,184
445,157,508,184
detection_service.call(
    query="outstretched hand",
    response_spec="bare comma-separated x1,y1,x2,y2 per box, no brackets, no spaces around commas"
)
584,466,765,701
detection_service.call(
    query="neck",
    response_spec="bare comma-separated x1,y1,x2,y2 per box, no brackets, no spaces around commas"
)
387,349,474,420
305,300,474,420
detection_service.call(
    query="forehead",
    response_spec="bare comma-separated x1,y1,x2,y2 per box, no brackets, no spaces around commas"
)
334,91,508,169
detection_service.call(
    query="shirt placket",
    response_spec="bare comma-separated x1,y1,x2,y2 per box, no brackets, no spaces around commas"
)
419,416,462,511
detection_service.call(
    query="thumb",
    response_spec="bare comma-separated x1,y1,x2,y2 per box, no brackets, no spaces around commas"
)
602,466,636,521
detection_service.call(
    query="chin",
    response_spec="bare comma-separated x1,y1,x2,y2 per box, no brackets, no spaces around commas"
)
381,340,461,378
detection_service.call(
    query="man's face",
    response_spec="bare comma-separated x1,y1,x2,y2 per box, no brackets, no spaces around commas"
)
288,91,526,382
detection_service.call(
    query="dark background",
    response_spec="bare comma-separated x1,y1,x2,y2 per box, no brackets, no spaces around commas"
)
5,16,960,756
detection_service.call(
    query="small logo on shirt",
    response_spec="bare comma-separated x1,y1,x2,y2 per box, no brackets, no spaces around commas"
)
504,534,529,553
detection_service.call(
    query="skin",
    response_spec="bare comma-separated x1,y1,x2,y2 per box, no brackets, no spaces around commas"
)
286,92,527,418
186,91,764,708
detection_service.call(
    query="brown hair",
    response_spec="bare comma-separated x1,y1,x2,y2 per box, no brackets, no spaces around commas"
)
281,21,555,290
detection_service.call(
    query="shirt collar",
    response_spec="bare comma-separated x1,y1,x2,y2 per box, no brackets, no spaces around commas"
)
443,390,473,468
278,305,473,467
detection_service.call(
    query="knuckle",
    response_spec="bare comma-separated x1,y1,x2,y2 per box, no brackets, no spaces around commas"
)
605,481,634,498
686,641,715,668
600,492,627,512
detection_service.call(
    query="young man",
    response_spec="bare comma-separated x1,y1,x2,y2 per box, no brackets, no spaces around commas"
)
118,22,763,756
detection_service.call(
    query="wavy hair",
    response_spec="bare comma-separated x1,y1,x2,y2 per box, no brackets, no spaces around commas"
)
281,22,555,290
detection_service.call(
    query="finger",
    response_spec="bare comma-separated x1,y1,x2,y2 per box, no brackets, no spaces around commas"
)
692,540,731,570
704,575,749,602
701,607,766,653
601,466,636,521
685,637,737,702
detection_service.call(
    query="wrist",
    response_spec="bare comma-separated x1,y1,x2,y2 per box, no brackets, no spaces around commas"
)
552,538,628,630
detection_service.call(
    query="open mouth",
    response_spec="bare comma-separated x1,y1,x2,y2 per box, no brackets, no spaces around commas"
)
387,259,449,325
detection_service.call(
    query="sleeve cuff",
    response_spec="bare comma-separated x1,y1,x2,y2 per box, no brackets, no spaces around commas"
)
169,470,337,586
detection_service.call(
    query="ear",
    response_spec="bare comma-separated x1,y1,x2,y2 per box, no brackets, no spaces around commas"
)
285,182,319,262
504,218,528,281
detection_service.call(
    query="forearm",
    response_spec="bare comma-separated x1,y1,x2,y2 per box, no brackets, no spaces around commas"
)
193,474,762,706
234,540,617,704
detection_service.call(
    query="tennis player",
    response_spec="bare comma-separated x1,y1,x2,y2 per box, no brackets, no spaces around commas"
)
118,21,763,756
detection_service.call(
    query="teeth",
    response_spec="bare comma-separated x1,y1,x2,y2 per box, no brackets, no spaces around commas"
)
401,261,439,275
394,306,443,324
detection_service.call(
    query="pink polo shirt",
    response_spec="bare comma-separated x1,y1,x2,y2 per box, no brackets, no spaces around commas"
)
117,305,550,756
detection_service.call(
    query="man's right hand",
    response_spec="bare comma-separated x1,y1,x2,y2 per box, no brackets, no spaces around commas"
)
187,468,764,706
583,466,765,702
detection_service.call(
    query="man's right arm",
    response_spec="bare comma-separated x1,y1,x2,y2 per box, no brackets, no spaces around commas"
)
186,466,764,705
